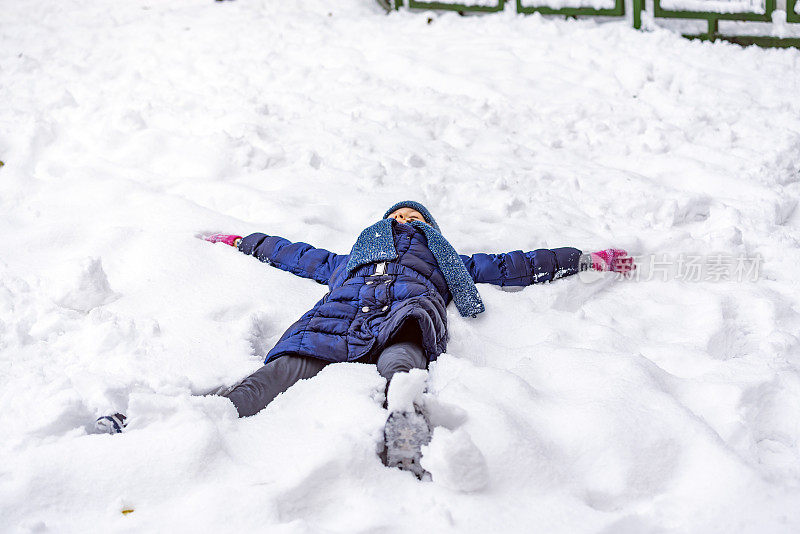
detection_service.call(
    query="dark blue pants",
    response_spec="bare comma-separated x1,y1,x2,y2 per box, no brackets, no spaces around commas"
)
225,342,426,417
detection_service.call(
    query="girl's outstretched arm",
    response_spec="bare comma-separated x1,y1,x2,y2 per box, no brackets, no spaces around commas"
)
460,247,583,286
459,247,634,286
200,232,345,285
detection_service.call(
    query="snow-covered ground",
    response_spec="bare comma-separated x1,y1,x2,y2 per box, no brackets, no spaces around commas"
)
2,0,800,532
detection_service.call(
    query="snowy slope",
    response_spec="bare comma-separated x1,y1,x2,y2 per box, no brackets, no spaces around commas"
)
2,0,800,532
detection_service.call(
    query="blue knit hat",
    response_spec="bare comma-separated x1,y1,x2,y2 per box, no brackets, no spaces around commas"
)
383,201,440,233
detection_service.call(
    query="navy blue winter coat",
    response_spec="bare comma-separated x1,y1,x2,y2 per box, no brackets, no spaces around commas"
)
238,220,582,365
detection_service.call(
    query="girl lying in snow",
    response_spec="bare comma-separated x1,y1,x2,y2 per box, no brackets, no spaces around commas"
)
97,201,634,477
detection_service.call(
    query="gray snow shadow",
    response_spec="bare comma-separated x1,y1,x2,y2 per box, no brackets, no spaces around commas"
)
550,275,618,313
247,311,280,359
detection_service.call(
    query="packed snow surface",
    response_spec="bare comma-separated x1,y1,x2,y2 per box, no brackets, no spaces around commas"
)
2,0,800,532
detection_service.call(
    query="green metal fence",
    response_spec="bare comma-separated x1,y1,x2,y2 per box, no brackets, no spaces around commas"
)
516,0,625,17
405,0,505,13
653,0,773,36
400,0,624,18
787,0,800,22
392,0,800,47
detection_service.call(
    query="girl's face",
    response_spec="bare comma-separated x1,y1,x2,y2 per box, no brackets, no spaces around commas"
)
387,207,425,224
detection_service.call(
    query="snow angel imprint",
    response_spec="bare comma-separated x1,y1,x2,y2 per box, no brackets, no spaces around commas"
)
96,200,634,478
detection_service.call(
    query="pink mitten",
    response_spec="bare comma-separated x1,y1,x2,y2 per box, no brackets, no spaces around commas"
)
199,233,242,247
590,248,635,273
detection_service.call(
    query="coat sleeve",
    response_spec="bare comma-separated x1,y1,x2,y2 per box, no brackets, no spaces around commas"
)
460,247,583,286
238,232,347,285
